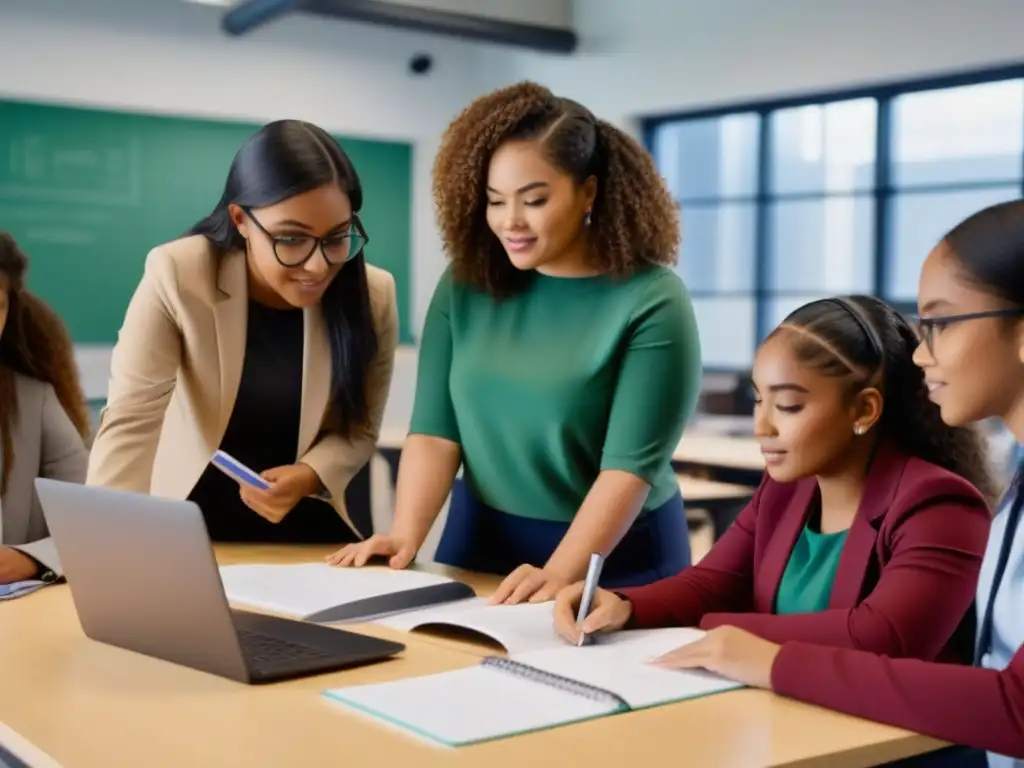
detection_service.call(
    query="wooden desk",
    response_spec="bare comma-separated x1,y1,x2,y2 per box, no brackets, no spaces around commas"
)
0,545,948,768
375,428,765,499
672,434,764,485
688,414,754,436
678,476,755,540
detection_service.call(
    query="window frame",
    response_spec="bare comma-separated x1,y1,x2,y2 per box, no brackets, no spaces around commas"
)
642,63,1024,371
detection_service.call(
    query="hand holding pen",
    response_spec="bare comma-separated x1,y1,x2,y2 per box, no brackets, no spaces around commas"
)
552,553,634,645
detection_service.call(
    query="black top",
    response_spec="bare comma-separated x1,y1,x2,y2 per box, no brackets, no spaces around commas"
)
187,300,355,544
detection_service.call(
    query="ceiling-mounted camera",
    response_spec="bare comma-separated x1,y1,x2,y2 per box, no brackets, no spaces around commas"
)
409,53,433,75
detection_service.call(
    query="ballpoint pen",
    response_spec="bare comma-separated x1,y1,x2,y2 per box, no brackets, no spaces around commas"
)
575,552,606,647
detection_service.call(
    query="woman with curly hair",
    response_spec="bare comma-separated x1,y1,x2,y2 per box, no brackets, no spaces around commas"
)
330,81,703,601
0,232,90,585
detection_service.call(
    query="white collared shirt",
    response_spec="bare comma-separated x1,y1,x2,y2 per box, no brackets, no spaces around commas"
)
976,485,1024,768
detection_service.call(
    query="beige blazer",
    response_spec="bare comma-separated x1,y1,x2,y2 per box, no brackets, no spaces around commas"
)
2,372,89,573
86,235,398,538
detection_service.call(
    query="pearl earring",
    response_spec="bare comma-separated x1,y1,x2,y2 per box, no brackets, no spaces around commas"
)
584,209,592,226
854,425,866,436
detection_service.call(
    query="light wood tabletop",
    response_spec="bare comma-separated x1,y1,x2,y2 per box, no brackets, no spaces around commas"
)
678,475,755,502
673,434,764,471
0,544,948,768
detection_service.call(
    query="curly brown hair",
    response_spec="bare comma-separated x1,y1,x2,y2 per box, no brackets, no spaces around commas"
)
432,81,680,295
774,295,1000,506
0,233,91,495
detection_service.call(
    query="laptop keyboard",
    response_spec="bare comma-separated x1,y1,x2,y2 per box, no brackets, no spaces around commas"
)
237,629,333,665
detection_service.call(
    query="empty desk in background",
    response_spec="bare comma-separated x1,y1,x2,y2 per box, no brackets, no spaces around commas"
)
672,434,764,486
376,428,765,494
376,425,408,489
678,475,755,540
0,544,951,768
373,429,760,541
687,414,754,437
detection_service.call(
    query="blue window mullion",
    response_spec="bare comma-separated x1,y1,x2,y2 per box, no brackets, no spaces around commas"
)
754,110,772,349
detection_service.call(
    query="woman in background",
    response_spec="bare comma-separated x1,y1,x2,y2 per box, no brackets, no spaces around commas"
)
640,200,1024,767
0,232,89,583
330,81,703,601
87,120,398,544
554,294,993,668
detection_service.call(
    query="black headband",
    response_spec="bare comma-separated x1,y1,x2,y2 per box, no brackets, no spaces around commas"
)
823,297,884,360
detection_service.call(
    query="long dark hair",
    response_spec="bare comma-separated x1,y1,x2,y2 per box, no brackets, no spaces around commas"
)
0,233,91,494
943,199,1024,309
942,200,1024,499
774,295,999,504
187,120,377,436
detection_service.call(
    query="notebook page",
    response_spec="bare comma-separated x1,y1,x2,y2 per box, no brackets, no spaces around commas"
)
218,563,455,618
324,664,614,747
513,627,743,709
375,598,565,654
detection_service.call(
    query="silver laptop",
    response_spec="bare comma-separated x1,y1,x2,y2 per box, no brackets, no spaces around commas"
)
34,478,404,684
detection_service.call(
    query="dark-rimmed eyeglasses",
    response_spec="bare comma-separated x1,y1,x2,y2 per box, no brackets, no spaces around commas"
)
242,208,368,267
913,308,1024,355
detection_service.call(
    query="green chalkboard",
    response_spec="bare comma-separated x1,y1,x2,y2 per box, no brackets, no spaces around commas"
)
0,99,413,343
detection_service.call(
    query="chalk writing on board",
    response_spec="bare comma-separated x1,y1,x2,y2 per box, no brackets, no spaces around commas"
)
0,133,142,206
2,204,115,247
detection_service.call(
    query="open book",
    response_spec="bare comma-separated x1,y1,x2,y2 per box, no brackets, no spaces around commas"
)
373,597,569,654
218,563,475,623
218,564,563,652
323,627,743,746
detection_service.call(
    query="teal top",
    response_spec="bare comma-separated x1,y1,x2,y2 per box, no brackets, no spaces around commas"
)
775,525,849,615
409,265,702,523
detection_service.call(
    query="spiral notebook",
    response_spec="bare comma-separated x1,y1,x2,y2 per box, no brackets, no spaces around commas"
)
322,627,743,746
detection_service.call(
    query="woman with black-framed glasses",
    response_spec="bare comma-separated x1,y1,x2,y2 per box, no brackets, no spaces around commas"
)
646,199,1024,767
87,120,398,545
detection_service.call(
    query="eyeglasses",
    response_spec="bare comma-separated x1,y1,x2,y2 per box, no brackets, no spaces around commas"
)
242,208,369,267
913,308,1024,355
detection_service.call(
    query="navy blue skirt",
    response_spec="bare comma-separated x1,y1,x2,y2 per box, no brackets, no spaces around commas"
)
434,478,691,588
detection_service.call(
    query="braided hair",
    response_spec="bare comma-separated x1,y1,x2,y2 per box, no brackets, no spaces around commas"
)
771,295,999,505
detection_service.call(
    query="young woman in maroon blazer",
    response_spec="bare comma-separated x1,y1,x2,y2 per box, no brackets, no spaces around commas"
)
559,201,1024,765
554,294,997,668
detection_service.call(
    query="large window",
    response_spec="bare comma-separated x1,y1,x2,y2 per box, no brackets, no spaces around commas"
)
646,67,1024,370
652,113,759,368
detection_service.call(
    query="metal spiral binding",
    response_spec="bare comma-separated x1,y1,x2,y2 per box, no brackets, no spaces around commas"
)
481,656,630,711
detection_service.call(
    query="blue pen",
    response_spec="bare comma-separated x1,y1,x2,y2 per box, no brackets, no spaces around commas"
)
575,552,606,647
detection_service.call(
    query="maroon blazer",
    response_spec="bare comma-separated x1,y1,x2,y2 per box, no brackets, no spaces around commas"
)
619,442,991,662
771,642,1024,758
